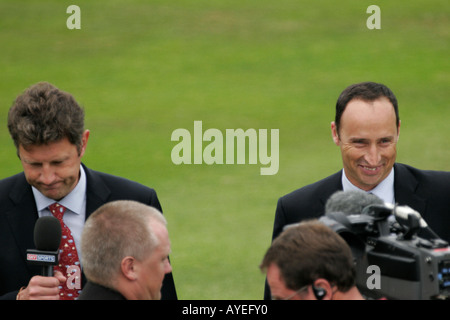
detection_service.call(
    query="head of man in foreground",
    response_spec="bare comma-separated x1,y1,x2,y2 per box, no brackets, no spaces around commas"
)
261,220,364,300
80,200,172,300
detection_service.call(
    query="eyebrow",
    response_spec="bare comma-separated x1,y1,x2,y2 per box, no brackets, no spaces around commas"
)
22,155,70,165
349,138,368,143
349,136,395,143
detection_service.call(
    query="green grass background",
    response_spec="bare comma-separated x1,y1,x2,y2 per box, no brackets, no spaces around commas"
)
0,0,448,299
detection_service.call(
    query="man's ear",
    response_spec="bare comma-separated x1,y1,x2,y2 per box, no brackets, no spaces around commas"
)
312,278,333,300
331,121,340,146
79,129,90,157
120,256,138,281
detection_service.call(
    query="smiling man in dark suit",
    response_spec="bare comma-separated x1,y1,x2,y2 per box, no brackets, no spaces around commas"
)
0,82,177,300
265,81,450,299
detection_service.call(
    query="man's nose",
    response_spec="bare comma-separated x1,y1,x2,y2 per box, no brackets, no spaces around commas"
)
365,144,381,165
37,164,57,184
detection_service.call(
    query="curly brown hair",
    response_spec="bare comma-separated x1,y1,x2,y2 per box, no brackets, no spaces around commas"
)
8,82,85,155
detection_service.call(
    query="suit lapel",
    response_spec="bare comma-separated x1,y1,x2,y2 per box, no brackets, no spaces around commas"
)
393,163,427,215
318,170,344,209
82,164,111,219
5,174,39,261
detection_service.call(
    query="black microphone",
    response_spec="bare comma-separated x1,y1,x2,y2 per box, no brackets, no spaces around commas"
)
26,216,61,276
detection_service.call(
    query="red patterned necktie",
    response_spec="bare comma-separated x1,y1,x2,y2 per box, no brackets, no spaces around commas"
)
49,203,82,300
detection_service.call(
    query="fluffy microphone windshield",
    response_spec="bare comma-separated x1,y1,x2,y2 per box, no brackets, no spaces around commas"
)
325,190,384,215
34,216,62,251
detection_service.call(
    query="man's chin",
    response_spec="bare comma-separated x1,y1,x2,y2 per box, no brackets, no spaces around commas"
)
357,177,384,191
37,187,66,201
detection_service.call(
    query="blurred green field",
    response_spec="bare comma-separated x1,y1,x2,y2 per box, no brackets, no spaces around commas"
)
0,0,448,299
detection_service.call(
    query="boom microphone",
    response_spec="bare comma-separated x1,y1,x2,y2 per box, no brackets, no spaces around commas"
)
322,190,386,259
324,190,384,216
325,190,387,236
27,216,61,276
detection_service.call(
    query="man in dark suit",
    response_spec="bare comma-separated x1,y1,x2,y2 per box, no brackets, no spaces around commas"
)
265,82,450,299
0,82,177,300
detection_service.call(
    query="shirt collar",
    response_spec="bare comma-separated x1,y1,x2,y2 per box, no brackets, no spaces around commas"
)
341,167,395,204
32,165,87,214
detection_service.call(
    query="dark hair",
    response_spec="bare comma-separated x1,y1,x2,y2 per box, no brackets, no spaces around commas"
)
335,82,400,135
7,82,85,154
260,220,356,292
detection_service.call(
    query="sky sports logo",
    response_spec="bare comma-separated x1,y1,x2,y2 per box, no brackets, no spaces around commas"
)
27,253,56,263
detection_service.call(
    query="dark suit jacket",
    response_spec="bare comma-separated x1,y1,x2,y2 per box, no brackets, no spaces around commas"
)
0,164,177,300
265,163,450,299
77,281,126,300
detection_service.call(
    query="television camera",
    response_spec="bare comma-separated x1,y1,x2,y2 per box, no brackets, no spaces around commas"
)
320,203,450,300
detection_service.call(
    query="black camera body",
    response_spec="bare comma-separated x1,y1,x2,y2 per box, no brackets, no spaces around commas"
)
321,204,450,300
